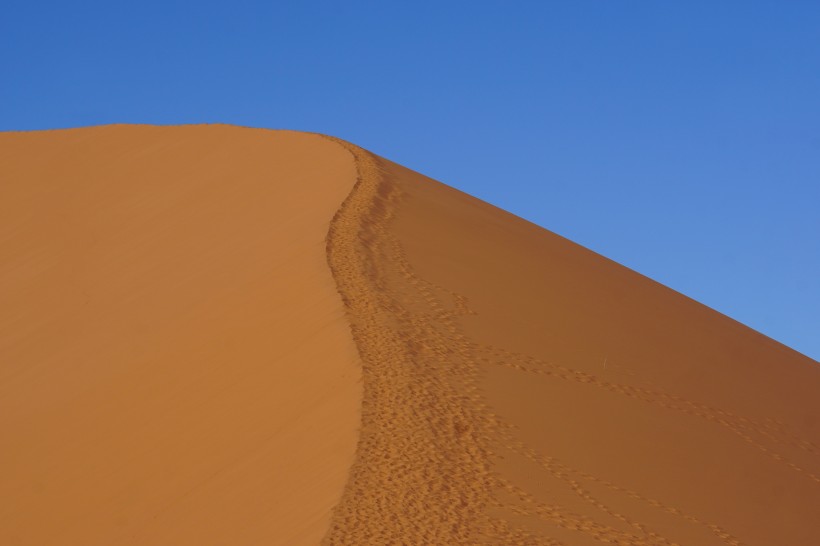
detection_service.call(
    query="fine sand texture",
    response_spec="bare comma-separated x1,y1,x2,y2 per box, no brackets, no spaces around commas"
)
321,143,820,545
0,126,361,545
2,126,819,545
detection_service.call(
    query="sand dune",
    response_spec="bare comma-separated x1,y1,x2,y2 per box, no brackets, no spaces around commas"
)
2,126,818,545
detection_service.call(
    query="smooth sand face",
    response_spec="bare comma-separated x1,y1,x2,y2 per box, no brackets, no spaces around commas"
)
322,149,820,545
0,126,361,546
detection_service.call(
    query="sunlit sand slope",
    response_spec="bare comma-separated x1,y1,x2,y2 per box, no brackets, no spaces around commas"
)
0,126,361,545
323,144,820,545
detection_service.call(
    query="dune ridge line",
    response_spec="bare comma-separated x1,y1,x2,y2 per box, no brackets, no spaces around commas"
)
319,137,503,542
318,138,670,544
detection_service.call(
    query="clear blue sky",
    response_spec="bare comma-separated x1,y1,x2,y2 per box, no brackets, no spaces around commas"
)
2,1,818,360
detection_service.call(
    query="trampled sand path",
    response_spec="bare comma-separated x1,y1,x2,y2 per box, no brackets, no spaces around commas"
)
321,138,820,545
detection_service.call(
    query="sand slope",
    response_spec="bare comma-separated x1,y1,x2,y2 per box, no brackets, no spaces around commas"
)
0,126,361,545
2,126,818,545
322,145,820,545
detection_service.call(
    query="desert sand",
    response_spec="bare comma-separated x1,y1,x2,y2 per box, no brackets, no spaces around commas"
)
2,125,818,545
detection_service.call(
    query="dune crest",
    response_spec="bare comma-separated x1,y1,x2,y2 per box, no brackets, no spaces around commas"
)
321,139,820,545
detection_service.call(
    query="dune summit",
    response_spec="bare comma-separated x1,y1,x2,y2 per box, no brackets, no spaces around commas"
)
1,126,818,545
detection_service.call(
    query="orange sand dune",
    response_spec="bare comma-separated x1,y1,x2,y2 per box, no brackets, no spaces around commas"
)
2,125,819,545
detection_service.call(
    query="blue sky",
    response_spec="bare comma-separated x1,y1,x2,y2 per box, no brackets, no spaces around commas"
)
2,1,818,360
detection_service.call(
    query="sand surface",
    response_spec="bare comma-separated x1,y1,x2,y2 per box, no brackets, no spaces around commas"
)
2,126,819,545
0,126,361,545
322,145,820,545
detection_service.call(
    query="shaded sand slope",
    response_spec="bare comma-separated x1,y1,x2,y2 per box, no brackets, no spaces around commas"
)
323,144,820,545
0,126,361,545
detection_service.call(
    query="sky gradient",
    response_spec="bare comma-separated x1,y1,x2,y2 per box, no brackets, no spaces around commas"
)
2,1,818,360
